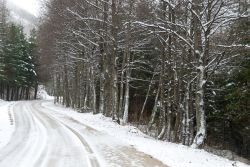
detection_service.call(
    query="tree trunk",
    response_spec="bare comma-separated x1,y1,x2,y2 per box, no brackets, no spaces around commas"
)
191,0,206,148
139,73,155,124
123,61,130,124
147,85,160,133
64,63,70,107
91,67,97,114
118,54,125,122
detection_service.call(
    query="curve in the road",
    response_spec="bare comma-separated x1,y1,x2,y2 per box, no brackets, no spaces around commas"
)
0,100,169,167
0,101,96,167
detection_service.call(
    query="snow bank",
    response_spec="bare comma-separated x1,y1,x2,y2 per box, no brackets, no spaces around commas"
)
37,85,54,100
43,101,250,167
0,100,15,149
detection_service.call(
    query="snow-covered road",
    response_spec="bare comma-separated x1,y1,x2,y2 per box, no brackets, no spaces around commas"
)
0,100,167,167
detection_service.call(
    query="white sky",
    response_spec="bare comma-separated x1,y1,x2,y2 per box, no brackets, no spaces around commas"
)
8,0,41,16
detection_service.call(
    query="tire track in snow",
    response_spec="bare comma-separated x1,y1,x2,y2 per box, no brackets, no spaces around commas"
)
7,103,14,125
0,102,46,167
31,101,99,167
0,101,91,167
33,101,100,167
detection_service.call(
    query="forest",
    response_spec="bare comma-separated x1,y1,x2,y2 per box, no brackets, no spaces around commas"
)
1,0,250,161
0,0,38,101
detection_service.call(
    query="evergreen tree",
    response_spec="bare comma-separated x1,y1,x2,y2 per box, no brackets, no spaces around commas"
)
1,23,38,100
0,0,8,83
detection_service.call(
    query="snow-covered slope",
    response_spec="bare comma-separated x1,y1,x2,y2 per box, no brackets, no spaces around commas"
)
6,1,38,34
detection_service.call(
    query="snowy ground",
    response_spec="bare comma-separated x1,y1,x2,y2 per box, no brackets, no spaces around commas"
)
0,100,165,167
0,100,15,150
0,99,249,167
43,101,250,167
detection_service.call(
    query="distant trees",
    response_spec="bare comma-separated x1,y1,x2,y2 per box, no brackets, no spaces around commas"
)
37,0,250,152
0,0,38,100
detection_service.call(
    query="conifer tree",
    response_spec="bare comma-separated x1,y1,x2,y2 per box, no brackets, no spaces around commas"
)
1,23,38,100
